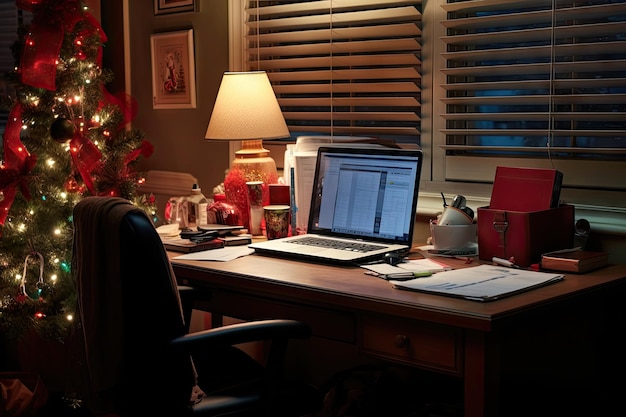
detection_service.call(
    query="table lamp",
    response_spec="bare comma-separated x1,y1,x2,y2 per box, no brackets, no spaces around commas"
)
205,71,290,231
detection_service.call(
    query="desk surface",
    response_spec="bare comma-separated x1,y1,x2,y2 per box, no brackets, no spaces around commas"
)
170,252,626,332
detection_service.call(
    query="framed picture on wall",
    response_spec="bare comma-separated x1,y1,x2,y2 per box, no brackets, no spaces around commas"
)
154,0,197,15
150,29,197,109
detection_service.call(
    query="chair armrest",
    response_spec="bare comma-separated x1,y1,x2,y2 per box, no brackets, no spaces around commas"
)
176,286,212,324
177,285,197,332
169,319,311,356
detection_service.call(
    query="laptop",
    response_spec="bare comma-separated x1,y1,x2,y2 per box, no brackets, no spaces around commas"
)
249,146,423,264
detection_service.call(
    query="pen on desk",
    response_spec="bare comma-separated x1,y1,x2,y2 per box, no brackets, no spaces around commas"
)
382,271,433,281
492,256,519,269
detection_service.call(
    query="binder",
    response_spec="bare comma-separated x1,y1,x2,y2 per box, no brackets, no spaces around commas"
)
489,166,563,212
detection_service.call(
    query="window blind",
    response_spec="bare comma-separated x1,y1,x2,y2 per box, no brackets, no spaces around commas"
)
440,0,626,160
0,4,18,72
244,0,422,140
0,2,18,137
0,1,31,138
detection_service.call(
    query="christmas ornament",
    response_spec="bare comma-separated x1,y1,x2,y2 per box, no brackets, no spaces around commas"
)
50,117,76,142
21,252,45,300
64,175,81,193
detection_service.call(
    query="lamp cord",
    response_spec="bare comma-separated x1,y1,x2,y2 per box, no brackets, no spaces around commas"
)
330,1,334,140
547,0,556,168
256,0,260,71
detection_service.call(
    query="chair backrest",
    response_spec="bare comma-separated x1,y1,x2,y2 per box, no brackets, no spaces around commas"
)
72,197,195,415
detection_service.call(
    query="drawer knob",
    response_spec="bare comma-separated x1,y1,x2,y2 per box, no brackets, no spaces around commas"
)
394,334,409,349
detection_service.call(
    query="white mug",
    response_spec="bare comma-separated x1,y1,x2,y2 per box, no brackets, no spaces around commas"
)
438,206,474,226
430,223,478,250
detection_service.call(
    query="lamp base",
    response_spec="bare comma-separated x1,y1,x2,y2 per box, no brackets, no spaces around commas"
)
223,140,278,233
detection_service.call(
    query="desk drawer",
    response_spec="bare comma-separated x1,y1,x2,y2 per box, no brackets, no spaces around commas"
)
360,315,462,375
194,291,356,344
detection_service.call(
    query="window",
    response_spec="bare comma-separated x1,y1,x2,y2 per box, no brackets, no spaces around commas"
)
230,0,626,232
231,0,422,142
432,0,626,227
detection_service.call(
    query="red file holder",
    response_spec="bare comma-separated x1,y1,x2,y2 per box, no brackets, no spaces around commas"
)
477,204,575,267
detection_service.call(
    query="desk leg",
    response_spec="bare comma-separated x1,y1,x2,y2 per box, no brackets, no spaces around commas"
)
464,330,500,417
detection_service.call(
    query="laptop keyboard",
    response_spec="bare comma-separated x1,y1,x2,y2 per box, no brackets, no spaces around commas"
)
292,236,385,253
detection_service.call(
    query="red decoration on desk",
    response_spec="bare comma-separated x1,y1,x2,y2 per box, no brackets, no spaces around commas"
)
207,194,240,226
224,167,276,232
269,184,290,205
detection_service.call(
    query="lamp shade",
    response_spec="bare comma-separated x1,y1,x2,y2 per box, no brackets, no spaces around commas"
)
205,71,289,141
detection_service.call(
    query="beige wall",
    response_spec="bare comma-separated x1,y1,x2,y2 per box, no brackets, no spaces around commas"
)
124,1,230,198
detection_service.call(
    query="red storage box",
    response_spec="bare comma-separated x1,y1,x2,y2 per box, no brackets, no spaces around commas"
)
477,204,574,267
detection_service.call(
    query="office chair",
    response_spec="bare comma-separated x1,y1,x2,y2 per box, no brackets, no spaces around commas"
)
71,196,322,417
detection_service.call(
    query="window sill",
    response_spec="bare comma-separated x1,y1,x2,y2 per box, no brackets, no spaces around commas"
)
416,192,626,237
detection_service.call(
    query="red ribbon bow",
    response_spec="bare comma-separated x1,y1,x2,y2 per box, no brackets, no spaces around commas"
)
16,0,106,90
0,103,37,225
69,131,102,195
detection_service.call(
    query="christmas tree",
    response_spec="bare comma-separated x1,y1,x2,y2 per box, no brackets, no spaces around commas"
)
0,0,156,342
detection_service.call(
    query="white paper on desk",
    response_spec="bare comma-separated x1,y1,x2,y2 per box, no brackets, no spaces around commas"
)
173,246,254,261
400,259,452,272
293,152,318,232
390,264,564,301
361,258,452,275
156,223,180,238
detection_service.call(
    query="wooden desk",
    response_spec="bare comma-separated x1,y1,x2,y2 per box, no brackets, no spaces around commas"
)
170,254,626,416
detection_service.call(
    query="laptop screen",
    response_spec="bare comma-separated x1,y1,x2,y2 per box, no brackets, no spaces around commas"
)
307,146,422,245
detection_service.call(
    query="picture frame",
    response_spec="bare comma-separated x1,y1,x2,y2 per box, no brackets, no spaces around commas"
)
154,0,197,15
150,29,197,109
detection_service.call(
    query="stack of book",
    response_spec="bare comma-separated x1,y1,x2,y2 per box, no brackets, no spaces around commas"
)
541,250,609,273
162,237,224,253
160,224,252,253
